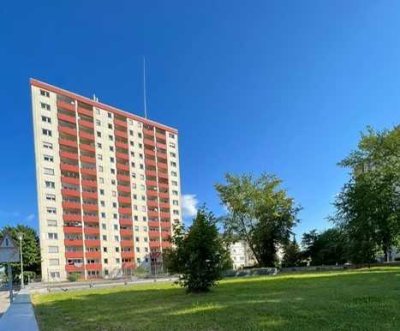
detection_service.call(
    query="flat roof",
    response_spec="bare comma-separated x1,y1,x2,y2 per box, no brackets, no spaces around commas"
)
30,78,178,134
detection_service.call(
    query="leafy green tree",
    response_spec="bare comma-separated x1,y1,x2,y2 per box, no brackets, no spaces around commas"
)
334,126,400,262
0,224,41,281
215,173,301,267
301,228,348,265
282,237,302,267
166,208,228,293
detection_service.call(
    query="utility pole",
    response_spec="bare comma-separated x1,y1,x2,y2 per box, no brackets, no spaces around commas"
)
18,233,24,289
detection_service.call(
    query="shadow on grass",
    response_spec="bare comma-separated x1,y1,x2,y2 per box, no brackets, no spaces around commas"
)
33,269,400,331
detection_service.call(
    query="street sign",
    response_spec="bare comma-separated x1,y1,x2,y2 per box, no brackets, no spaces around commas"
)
0,233,20,263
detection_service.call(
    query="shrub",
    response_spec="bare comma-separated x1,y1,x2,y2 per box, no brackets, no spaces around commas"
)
67,272,80,282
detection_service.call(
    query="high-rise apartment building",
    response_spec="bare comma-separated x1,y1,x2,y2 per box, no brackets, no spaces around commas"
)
31,79,182,281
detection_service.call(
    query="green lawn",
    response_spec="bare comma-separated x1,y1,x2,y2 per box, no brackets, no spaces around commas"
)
32,267,400,331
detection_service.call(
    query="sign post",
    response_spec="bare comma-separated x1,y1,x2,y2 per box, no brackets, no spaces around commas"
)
0,233,20,304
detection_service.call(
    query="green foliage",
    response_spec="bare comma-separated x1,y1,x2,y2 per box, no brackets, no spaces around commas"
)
215,173,301,267
166,208,228,293
0,224,41,281
282,238,302,267
67,272,80,282
334,126,400,263
301,228,348,266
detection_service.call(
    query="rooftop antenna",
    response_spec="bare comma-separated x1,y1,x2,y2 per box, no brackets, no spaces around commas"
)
143,56,148,119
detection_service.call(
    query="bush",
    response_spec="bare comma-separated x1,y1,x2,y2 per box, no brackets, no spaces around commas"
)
67,272,80,282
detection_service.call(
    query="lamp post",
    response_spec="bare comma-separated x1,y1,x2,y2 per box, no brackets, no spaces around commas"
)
17,233,24,289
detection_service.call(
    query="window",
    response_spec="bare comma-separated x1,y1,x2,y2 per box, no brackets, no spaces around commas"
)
97,154,103,160
100,201,105,207
40,102,50,110
144,237,148,242
141,206,146,212
143,216,147,222
170,161,177,167
139,164,144,170
140,174,145,180
171,171,177,177
131,162,135,168
114,235,119,241
47,220,57,227
50,272,60,279
104,258,108,264
99,177,104,184
116,258,120,263
134,225,139,231
45,194,56,201
103,247,107,252
138,133,142,138
115,247,120,252
102,235,107,241
45,181,55,189
49,258,60,266
99,166,104,172
169,133,175,139
40,90,50,97
43,142,53,150
173,200,179,206
42,115,51,123
108,112,112,118
173,210,180,215
170,152,176,158
97,131,101,138
130,141,134,146
113,224,118,230
169,142,176,148
109,146,114,152
110,157,115,163
135,237,139,242
172,180,178,186
138,143,143,149
111,169,115,174
141,195,145,201
129,130,133,135
47,207,56,214
136,257,141,263
112,202,117,208
134,216,138,221
101,212,106,218
113,213,117,219
102,223,106,229
108,124,113,129
48,246,59,253
108,135,113,141
172,190,178,196
48,233,58,240
143,226,147,231
44,155,53,162
97,143,102,149
100,189,105,195
128,119,133,125
136,247,140,252
44,167,54,175
42,128,52,136
96,120,101,126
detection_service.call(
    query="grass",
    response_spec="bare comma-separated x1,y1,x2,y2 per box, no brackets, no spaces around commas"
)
32,267,400,331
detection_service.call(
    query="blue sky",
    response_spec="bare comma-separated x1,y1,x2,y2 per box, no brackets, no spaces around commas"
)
1,1,400,238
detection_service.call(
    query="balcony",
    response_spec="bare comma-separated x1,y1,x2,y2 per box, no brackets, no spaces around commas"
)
58,113,75,124
157,162,168,170
63,214,81,222
57,100,75,112
145,170,157,177
148,230,159,238
81,168,96,176
114,118,127,127
155,132,165,140
120,229,133,236
160,212,170,219
59,138,78,149
117,174,130,182
116,141,128,149
147,190,158,197
64,226,82,234
114,130,127,139
118,196,131,204
62,201,81,210
146,180,158,187
80,155,96,164
61,188,80,198
148,221,159,228
79,131,95,141
160,221,171,228
77,107,93,117
81,179,97,188
116,152,129,160
83,215,98,223
159,202,170,209
79,119,94,129
84,227,100,235
85,251,101,259
158,172,168,180
158,182,169,190
60,150,78,161
149,241,161,249
65,264,84,272
156,142,167,150
81,191,97,199
147,210,159,218
161,231,171,239
120,240,133,247
159,192,169,199
117,185,130,193
64,239,83,247
85,239,101,247
144,138,155,147
162,241,171,249
144,149,156,157
116,163,129,172
65,251,84,259
119,219,132,226
60,163,79,173
143,127,154,135
121,251,135,258
80,144,95,153
118,207,132,214
59,126,76,136
86,263,102,271
82,204,98,212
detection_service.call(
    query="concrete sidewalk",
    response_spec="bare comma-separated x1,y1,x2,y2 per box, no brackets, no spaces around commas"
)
0,289,39,331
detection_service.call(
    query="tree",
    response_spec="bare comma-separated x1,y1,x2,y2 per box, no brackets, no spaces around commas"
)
165,208,228,293
0,225,41,281
301,228,348,266
282,237,302,267
334,126,400,263
215,173,301,267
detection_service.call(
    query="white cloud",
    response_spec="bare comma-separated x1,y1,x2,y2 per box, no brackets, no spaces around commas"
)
181,194,198,218
25,214,35,222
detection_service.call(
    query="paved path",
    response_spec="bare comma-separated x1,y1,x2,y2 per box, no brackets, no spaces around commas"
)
0,289,39,331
